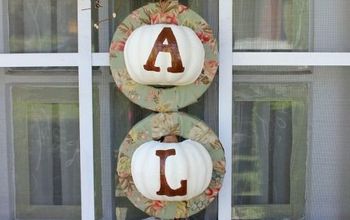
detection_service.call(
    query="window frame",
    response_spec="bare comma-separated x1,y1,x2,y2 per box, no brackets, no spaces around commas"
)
0,0,348,220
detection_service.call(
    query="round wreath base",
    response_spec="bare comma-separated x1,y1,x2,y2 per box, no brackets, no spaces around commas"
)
116,112,226,219
110,1,218,112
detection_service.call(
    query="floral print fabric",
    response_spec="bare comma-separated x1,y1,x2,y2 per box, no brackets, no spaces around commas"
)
112,1,223,218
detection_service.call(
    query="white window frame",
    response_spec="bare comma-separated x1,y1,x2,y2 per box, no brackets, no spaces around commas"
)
0,0,349,219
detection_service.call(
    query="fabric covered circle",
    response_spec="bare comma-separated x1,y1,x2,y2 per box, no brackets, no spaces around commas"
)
110,2,218,112
116,112,225,219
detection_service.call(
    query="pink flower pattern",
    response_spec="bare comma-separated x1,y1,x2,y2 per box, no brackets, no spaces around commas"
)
150,12,178,24
145,200,167,216
110,40,125,52
196,31,211,43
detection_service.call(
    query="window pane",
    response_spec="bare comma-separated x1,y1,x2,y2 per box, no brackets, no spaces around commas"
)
233,0,350,52
233,0,309,51
0,69,81,220
232,79,308,220
233,101,292,205
26,102,80,206
313,0,350,52
3,0,78,53
13,86,81,219
93,69,218,219
93,0,218,53
232,67,350,219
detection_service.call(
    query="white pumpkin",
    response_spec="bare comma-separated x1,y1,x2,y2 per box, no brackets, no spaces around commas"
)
131,140,212,201
124,24,205,86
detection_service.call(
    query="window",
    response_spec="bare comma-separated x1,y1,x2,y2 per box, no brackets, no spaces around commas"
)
233,0,309,51
1,0,350,220
227,1,350,219
7,0,78,53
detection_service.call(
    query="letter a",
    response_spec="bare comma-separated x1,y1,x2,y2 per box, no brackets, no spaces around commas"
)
155,149,187,196
143,27,185,73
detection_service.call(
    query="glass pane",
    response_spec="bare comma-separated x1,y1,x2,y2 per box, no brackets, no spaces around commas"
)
3,0,78,53
305,67,350,220
233,101,292,205
232,67,350,219
27,103,80,205
232,76,308,220
93,0,218,53
0,68,81,220
313,0,350,52
13,86,81,219
233,0,350,52
233,0,309,51
93,68,218,220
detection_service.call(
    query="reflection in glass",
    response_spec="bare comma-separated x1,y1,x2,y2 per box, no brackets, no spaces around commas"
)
233,0,309,51
13,86,81,219
232,82,308,220
8,0,77,52
233,101,292,205
27,103,81,205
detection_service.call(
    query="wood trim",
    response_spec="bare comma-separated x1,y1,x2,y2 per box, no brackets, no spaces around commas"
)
232,204,292,219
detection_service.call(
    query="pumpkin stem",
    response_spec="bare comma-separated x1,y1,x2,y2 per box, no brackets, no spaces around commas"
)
163,135,178,143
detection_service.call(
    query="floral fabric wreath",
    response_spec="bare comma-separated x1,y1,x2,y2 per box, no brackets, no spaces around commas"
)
109,1,218,112
116,112,225,219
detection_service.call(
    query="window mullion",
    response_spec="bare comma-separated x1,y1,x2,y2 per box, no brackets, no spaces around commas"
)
89,52,350,67
92,53,109,66
219,0,233,219
78,0,95,220
0,54,79,67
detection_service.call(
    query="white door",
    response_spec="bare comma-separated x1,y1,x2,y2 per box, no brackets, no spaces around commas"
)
1,0,350,220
